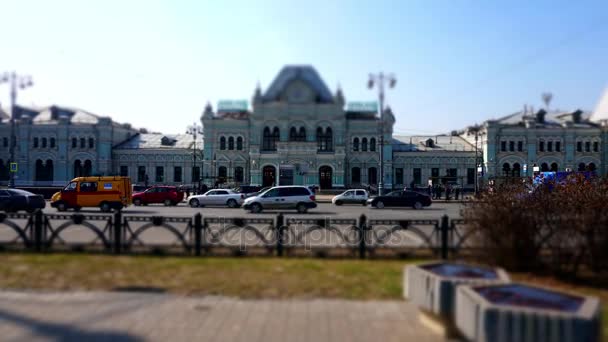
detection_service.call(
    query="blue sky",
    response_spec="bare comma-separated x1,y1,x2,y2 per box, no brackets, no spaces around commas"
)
2,0,607,135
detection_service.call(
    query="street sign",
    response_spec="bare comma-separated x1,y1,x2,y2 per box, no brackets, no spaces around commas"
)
346,101,378,112
9,162,17,173
217,100,248,112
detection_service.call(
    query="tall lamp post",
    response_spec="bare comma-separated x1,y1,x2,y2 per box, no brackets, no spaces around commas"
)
368,72,396,195
186,122,203,192
469,125,485,195
1,72,34,188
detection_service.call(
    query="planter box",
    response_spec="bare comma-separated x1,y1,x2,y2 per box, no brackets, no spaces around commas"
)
455,283,601,342
404,262,510,319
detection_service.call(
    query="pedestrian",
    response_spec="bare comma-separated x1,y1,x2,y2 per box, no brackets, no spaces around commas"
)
201,183,208,194
455,187,460,200
427,184,432,196
445,184,451,201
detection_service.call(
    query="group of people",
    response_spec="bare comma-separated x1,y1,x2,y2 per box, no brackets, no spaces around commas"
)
405,181,461,200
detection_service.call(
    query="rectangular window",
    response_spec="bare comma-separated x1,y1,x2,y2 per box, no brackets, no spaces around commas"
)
155,166,164,182
120,166,128,177
431,168,439,181
413,168,421,185
517,141,523,152
539,141,545,152
174,166,182,183
395,168,404,185
2,137,7,148
192,166,201,182
547,141,553,152
447,168,458,179
555,141,561,152
467,168,475,185
593,142,599,152
577,142,582,152
137,166,146,183
509,141,514,152
500,141,506,152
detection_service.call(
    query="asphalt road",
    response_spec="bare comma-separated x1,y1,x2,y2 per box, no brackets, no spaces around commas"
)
41,201,464,220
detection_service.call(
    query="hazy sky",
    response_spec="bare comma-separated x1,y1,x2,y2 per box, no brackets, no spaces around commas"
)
2,0,607,135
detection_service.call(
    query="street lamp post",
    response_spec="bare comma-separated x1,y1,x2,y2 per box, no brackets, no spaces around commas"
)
1,72,34,188
186,122,203,193
368,72,396,195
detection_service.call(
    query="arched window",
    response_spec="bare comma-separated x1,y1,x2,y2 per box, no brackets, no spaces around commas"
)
88,137,94,149
41,138,47,148
0,159,8,180
2,137,7,148
316,127,333,152
512,163,521,177
362,138,368,152
588,163,597,172
220,136,226,150
298,127,306,141
593,142,599,152
35,159,44,181
547,141,553,152
228,137,234,150
236,137,243,150
33,137,39,148
550,163,558,172
290,127,298,141
72,137,77,148
368,167,377,185
272,127,280,149
83,160,92,176
502,163,511,177
353,138,359,151
262,127,272,151
370,138,376,152
351,167,361,184
539,141,545,152
50,138,56,148
74,160,83,177
541,163,549,172
585,141,591,152
45,159,54,181
578,163,586,171
218,166,227,183
80,138,86,149
234,166,244,183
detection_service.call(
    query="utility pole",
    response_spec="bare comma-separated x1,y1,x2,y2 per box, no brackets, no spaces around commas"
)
1,72,34,188
368,72,396,195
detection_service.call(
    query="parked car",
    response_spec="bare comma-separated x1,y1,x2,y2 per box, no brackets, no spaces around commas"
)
332,189,368,206
367,190,432,209
0,189,46,213
132,185,149,193
187,189,244,208
243,186,317,213
132,186,184,206
233,185,263,198
51,176,132,212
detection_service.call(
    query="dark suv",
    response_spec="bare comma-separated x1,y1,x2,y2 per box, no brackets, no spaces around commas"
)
132,186,184,206
242,186,317,213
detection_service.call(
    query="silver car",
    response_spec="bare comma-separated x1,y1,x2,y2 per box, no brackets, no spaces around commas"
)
187,189,244,208
332,189,368,206
242,186,317,213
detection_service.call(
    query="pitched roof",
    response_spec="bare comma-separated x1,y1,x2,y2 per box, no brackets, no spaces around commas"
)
114,133,203,150
262,65,334,103
392,135,475,152
590,88,608,123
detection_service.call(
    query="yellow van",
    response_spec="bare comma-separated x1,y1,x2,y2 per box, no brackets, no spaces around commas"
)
51,176,132,212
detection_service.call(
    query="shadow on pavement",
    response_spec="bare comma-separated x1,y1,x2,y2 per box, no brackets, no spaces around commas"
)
0,308,143,342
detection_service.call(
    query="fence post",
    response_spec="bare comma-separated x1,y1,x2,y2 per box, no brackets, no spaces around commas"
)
441,215,449,260
34,209,43,252
358,214,367,259
194,213,202,256
113,211,122,254
276,213,284,257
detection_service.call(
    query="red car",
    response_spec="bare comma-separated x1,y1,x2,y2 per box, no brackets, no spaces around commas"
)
132,186,184,206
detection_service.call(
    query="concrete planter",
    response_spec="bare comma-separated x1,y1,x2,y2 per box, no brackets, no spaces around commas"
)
404,262,510,319
455,283,601,342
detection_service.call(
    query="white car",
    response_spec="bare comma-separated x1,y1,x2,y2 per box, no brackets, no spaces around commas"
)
332,189,369,206
188,189,244,208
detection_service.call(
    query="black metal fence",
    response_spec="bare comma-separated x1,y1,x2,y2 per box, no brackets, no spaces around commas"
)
0,211,476,259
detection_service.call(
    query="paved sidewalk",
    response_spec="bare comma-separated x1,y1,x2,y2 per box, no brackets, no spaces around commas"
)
0,291,443,342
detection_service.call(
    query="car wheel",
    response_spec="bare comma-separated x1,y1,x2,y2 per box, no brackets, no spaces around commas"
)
133,198,142,206
57,202,67,212
163,199,172,206
413,201,423,210
375,201,385,209
189,199,200,208
335,200,343,206
296,203,308,213
100,202,111,213
26,207,36,214
250,203,262,213
227,199,238,208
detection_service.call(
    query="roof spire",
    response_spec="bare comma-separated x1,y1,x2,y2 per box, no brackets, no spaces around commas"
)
253,81,262,104
202,101,214,120
334,83,344,106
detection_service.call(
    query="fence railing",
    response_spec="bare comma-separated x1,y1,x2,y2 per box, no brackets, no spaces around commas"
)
0,211,475,258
